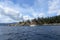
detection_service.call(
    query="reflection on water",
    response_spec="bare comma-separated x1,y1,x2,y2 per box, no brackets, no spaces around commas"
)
0,26,60,40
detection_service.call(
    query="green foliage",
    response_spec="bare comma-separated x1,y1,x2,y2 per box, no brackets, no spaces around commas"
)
31,15,60,25
19,15,60,25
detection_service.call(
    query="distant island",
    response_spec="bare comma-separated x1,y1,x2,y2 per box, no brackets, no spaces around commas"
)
9,15,60,26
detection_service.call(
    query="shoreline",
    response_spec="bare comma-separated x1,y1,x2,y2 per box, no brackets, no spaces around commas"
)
9,23,60,26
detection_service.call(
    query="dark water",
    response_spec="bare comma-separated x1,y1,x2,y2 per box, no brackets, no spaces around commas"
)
0,26,60,40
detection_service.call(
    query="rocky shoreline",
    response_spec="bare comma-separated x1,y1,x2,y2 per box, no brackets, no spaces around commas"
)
9,23,60,26
9,15,60,26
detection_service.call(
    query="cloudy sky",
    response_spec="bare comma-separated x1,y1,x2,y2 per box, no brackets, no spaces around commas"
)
0,0,60,23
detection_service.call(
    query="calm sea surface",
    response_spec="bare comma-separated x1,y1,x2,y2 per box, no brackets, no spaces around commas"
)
0,26,60,40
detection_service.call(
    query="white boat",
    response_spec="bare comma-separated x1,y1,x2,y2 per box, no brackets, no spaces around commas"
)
30,24,36,27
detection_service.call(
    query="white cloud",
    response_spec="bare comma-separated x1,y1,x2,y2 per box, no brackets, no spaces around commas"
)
0,1,21,23
0,0,47,23
48,0,60,15
38,13,46,18
0,14,19,23
57,10,60,15
23,15,30,20
23,15,34,21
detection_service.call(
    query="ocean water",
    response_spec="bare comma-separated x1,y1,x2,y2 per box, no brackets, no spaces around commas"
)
0,26,60,40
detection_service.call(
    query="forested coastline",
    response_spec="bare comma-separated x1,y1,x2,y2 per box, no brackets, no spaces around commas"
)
9,15,60,26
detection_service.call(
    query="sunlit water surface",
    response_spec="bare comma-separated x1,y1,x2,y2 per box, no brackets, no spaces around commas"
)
0,26,60,40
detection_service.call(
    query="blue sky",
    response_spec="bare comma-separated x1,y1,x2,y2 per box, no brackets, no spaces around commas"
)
0,0,60,23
